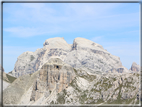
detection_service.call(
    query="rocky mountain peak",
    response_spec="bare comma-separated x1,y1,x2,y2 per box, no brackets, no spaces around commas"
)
72,37,104,50
11,37,129,78
43,37,71,50
130,62,140,72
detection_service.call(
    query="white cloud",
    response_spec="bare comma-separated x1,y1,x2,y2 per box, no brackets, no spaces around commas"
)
91,36,103,42
3,3,139,37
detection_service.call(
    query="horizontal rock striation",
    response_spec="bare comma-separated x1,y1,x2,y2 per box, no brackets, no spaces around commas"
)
11,37,128,78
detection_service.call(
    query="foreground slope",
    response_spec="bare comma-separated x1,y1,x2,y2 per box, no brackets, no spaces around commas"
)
0,65,17,106
3,58,140,105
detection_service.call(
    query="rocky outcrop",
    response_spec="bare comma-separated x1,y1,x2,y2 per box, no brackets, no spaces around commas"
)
3,58,75,105
55,70,140,105
3,70,39,105
2,37,140,105
11,37,71,78
64,37,123,73
130,62,140,72
30,57,75,103
0,65,17,105
0,64,16,87
3,65,140,105
11,37,128,78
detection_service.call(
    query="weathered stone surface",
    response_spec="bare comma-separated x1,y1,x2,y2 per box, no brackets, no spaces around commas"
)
130,62,140,72
11,37,129,78
4,37,140,105
0,64,16,90
3,70,39,105
3,67,140,105
43,37,71,50
30,57,75,102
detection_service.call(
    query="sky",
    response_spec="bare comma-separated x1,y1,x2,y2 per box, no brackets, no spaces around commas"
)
3,3,140,73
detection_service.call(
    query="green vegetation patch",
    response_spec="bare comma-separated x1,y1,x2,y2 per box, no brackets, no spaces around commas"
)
5,74,17,83
91,88,101,93
80,74,96,82
73,68,78,74
57,89,67,104
73,68,96,82
95,99,104,104
79,92,87,104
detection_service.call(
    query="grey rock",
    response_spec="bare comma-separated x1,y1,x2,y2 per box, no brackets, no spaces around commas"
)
11,37,129,78
130,62,140,72
30,57,75,103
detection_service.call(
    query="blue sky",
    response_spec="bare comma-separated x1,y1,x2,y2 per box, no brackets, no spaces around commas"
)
3,3,140,73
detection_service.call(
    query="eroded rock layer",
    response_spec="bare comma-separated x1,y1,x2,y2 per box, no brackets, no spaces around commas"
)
11,37,129,78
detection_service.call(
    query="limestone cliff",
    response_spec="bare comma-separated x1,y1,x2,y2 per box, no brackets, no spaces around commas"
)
30,57,75,103
11,37,129,78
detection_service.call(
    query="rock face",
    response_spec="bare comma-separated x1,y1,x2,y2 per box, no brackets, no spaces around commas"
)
3,70,39,104
60,70,140,105
0,65,16,105
130,62,140,72
3,66,140,105
11,37,128,78
3,37,141,105
30,57,75,102
3,58,76,105
0,64,7,81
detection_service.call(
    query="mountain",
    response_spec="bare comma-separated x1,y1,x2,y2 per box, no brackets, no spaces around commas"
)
3,37,141,105
11,37,129,78
3,58,140,105
130,62,140,72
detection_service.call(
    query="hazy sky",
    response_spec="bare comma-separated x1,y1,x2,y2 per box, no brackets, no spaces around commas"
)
3,3,140,73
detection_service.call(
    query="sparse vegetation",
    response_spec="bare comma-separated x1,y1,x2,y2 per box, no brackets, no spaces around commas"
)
4,74,17,83
80,74,96,82
69,78,81,92
57,89,67,104
79,92,87,104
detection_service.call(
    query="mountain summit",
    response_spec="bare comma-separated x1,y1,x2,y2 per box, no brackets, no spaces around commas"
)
11,37,130,78
3,37,140,105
